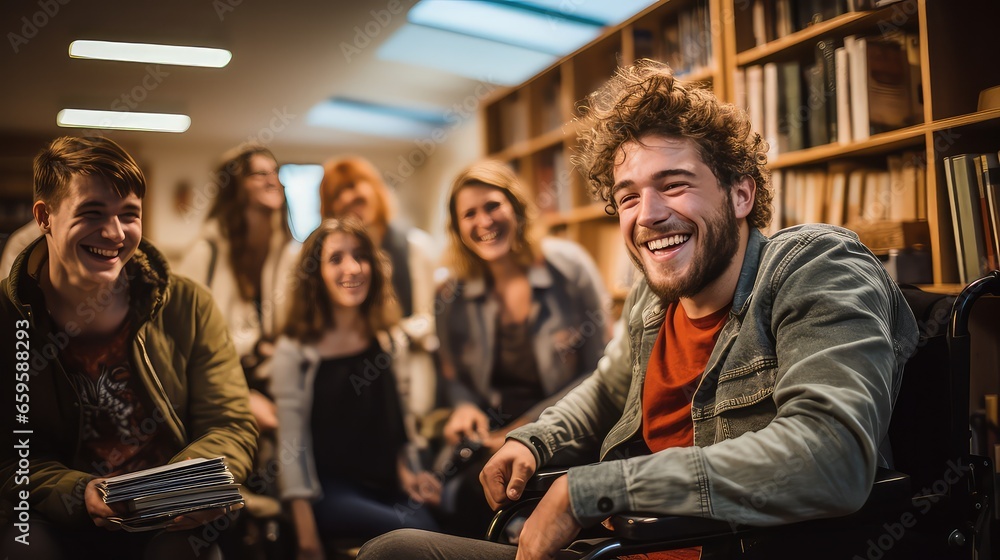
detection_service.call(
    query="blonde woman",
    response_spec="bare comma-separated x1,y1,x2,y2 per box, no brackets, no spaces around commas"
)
435,160,610,536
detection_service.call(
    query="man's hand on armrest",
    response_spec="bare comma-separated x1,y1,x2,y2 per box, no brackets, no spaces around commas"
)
480,439,537,510
516,475,581,560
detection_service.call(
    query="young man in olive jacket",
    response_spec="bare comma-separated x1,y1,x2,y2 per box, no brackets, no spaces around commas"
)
358,61,919,560
0,136,257,559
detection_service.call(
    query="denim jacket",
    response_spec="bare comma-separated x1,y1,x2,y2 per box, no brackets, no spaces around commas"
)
508,225,919,527
436,238,610,423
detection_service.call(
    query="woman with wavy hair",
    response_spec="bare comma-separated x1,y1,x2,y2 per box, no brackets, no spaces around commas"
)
320,156,439,420
434,160,610,536
272,218,440,557
178,143,300,432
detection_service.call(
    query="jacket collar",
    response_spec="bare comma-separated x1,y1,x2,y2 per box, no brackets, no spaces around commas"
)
461,259,554,299
732,228,766,317
5,235,172,322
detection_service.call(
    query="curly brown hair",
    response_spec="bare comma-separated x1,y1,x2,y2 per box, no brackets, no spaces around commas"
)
574,59,773,230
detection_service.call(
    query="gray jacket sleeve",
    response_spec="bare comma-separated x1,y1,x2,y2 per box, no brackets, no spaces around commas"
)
561,232,918,527
271,337,321,502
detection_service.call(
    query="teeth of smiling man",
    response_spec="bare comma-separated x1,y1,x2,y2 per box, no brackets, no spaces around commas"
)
478,231,499,242
646,234,691,251
88,247,119,258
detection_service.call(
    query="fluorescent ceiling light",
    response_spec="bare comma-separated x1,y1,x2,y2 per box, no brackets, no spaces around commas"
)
57,109,191,133
408,0,600,56
279,163,325,242
505,0,660,26
307,97,447,139
378,24,556,86
69,40,232,68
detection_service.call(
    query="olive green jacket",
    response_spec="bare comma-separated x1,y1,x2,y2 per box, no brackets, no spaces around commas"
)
0,237,258,526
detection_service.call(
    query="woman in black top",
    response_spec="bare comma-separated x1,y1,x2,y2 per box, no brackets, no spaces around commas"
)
272,218,440,559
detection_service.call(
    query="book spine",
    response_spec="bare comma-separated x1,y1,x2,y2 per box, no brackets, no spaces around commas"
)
846,36,870,141
835,46,852,144
816,38,838,144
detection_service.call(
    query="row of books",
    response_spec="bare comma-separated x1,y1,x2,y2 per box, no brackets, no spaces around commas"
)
735,30,921,158
751,0,846,47
749,0,909,48
634,0,713,78
943,152,1000,284
767,151,927,249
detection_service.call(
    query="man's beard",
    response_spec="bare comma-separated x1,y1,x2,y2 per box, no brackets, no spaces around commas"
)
629,200,741,303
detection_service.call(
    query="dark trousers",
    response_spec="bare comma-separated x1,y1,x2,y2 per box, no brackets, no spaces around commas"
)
314,478,439,542
358,528,589,560
2,519,222,560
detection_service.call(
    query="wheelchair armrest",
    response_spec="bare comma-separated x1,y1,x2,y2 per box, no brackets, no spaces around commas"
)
524,468,570,493
608,467,911,541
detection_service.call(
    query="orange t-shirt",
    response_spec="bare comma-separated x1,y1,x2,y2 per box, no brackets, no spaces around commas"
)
624,301,730,560
642,301,730,452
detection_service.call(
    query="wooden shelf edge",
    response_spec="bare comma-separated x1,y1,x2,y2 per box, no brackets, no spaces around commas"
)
735,5,904,66
769,124,926,169
489,127,569,162
927,108,1000,133
611,287,631,301
767,108,1000,170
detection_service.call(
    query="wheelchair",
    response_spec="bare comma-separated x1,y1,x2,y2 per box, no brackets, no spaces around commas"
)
486,271,1000,559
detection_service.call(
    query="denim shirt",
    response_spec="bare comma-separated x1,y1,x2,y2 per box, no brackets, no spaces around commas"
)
436,238,610,423
508,225,919,527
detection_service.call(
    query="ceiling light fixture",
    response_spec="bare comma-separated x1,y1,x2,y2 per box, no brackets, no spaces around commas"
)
68,40,232,68
307,97,448,138
56,109,191,133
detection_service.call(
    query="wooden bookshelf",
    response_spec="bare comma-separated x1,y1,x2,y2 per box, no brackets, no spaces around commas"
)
725,0,1000,284
481,0,1000,292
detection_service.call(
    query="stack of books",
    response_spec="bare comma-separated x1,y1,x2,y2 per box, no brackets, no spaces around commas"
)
99,456,243,531
942,153,1000,283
